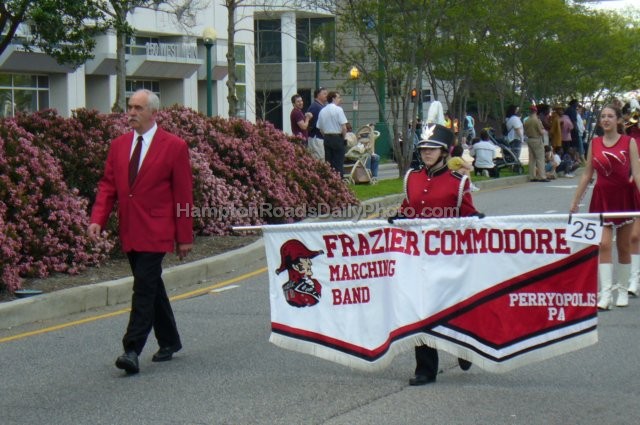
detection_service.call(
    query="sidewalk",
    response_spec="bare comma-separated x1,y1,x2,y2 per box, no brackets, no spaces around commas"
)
377,161,531,191
0,165,532,330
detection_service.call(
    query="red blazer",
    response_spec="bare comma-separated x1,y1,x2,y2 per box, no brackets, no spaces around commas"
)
400,165,478,219
90,128,194,253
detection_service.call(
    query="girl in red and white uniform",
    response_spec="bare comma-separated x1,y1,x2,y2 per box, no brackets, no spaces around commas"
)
394,124,481,385
571,104,640,309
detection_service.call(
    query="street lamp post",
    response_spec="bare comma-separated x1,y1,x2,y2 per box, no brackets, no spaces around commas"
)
350,66,360,129
202,27,217,117
311,34,325,91
375,3,390,158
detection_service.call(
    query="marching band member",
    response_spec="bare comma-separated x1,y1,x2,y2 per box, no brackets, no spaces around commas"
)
571,104,640,309
624,101,640,298
390,123,482,385
629,227,640,298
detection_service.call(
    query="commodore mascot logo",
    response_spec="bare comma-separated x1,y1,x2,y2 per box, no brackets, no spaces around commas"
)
276,239,324,308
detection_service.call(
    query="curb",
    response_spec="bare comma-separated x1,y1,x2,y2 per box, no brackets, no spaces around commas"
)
475,174,529,190
0,239,266,330
0,171,533,330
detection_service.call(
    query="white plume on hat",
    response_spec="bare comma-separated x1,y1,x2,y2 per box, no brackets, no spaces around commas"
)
426,100,445,125
416,123,454,150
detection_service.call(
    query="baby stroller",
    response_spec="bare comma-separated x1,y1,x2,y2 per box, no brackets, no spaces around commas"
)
344,124,380,184
484,127,524,174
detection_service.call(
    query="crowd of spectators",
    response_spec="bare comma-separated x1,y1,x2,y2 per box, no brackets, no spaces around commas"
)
288,92,602,185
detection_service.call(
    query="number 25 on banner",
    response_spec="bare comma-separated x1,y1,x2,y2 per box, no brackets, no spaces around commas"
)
565,216,603,245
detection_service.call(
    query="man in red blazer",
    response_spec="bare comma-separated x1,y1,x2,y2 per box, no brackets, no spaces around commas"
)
88,89,193,375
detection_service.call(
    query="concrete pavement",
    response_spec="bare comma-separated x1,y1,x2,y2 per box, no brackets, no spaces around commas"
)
377,161,532,191
0,162,534,330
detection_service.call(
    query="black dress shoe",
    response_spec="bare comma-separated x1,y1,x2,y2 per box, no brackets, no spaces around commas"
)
115,351,139,374
409,375,436,386
152,344,182,362
458,358,472,371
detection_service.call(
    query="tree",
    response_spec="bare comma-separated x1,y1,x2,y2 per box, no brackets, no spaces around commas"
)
0,0,103,67
423,0,493,143
223,0,244,117
223,0,306,118
93,0,205,112
477,1,640,117
314,0,453,174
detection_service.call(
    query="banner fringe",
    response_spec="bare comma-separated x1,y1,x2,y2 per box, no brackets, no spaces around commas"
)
270,331,597,373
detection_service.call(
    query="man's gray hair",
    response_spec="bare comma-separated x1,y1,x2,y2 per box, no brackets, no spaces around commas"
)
136,89,160,112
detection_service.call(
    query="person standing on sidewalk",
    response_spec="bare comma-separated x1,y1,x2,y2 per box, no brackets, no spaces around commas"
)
306,87,327,160
505,105,524,161
88,89,194,374
559,106,574,153
290,94,312,144
317,91,348,175
566,99,584,160
570,104,640,310
523,105,548,182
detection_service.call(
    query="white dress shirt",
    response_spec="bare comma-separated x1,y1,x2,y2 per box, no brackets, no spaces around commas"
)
131,123,158,170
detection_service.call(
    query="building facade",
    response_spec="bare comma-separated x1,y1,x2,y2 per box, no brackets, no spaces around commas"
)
0,3,254,120
1,2,435,149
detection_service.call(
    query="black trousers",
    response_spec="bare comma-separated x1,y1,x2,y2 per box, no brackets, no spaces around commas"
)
415,345,438,379
122,252,181,355
323,134,346,175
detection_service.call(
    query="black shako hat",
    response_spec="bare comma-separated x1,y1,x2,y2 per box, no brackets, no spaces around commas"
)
416,123,454,150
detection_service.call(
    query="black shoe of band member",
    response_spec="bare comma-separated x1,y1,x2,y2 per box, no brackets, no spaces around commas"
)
152,344,182,362
409,375,436,386
458,358,472,371
115,351,139,374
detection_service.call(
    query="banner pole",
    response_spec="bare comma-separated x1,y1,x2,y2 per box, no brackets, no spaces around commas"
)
493,212,640,220
232,225,264,232
231,211,640,232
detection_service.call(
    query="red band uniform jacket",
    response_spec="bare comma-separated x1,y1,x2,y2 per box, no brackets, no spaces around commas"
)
400,163,478,218
91,128,194,253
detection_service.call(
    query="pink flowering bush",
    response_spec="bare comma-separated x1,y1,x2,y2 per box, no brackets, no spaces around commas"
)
0,120,113,292
158,107,356,224
1,106,356,292
14,109,124,206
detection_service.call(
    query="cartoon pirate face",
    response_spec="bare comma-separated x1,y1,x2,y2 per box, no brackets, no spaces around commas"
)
276,239,324,308
292,257,313,277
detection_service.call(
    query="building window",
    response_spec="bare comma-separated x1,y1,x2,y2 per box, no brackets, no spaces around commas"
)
0,73,49,117
388,78,401,97
235,45,246,118
255,17,336,64
422,89,431,102
126,80,160,99
296,18,335,63
255,20,282,64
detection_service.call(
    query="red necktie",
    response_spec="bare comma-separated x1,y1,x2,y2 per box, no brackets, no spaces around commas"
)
128,136,143,187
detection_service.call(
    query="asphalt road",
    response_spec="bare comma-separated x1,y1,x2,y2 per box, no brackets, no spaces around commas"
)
2,177,639,425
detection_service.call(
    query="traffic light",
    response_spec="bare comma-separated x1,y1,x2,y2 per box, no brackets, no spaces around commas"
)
410,88,418,100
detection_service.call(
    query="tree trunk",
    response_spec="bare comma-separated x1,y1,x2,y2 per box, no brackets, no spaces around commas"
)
113,28,127,112
225,1,238,117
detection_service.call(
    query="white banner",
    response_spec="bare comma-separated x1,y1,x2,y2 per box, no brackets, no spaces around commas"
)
265,216,598,373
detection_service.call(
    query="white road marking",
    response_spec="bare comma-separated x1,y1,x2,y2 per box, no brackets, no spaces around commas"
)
211,285,240,293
